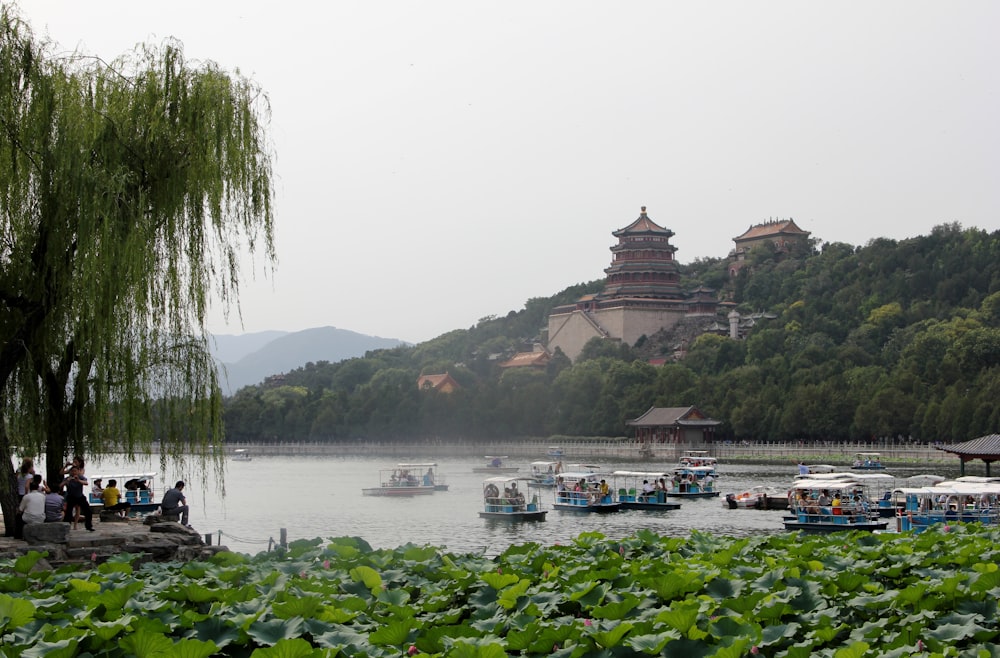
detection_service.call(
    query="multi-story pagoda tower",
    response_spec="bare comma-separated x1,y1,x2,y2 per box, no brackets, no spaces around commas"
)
547,207,716,362
603,206,682,299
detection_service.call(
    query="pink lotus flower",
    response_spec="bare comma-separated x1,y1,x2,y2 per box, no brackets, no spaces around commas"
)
943,525,950,532
553,644,559,651
300,571,307,579
323,559,330,569
497,567,503,575
750,645,759,654
619,545,625,556
583,618,592,626
917,639,925,651
90,552,97,562
408,645,418,656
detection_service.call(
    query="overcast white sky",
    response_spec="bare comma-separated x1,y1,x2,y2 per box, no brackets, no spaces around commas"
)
20,1,1000,344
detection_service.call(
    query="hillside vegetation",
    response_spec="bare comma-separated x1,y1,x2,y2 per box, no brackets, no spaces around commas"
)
223,224,1000,443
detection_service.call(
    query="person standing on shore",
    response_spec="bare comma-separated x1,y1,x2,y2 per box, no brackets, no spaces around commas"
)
62,466,95,531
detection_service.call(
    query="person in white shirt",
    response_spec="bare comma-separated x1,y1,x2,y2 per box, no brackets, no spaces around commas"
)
641,479,656,500
18,480,47,525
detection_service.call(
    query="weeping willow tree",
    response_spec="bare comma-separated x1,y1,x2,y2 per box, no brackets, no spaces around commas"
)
0,7,274,532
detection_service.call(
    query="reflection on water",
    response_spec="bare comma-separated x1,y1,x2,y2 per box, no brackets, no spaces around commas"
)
82,454,968,556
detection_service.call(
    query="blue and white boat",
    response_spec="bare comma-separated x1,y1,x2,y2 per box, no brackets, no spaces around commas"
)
611,471,681,511
479,476,547,521
88,472,159,515
553,471,620,513
783,477,888,533
895,478,1000,533
473,456,519,473
667,465,720,498
851,452,886,470
528,460,561,487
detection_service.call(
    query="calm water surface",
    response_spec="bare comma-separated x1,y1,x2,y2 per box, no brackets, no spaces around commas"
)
83,454,964,556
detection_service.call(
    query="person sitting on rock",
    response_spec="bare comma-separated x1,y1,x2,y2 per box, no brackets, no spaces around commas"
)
102,479,132,517
160,480,190,527
44,487,66,522
19,480,47,525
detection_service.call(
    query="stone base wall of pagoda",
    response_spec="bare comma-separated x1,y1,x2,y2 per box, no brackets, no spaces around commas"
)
547,306,686,362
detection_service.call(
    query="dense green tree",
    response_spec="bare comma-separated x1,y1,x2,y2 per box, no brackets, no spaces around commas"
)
0,8,273,531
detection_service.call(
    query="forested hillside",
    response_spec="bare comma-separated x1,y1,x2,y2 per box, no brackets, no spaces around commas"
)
223,224,1000,443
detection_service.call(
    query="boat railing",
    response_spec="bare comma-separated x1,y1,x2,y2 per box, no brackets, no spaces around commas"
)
555,491,613,506
789,504,880,524
484,495,532,513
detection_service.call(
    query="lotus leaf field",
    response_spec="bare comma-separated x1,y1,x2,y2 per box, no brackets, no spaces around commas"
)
2,525,1000,657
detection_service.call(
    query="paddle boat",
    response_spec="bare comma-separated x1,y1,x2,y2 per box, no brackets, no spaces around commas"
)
796,471,898,517
396,462,448,491
611,471,681,511
479,476,547,521
895,479,1000,533
88,473,159,516
472,456,520,473
553,471,620,513
723,485,788,510
667,465,720,498
528,460,561,487
546,446,564,458
233,448,252,462
783,477,888,532
678,450,717,468
851,452,886,470
362,465,435,496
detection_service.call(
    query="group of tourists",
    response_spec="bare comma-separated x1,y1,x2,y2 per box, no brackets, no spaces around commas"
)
13,455,192,538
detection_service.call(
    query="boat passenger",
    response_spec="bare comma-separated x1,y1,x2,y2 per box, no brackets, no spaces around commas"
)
817,490,832,514
831,494,842,515
642,480,656,500
703,473,714,491
598,479,610,503
424,468,435,486
103,479,132,517
798,462,809,475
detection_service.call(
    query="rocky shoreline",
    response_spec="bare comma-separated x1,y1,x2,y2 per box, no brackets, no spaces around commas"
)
0,515,230,568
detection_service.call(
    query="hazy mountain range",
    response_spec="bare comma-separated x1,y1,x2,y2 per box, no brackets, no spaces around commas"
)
210,327,408,395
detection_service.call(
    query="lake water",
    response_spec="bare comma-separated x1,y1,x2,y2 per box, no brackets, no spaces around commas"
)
78,454,965,556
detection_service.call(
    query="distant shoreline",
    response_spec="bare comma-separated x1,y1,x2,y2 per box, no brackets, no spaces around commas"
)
223,438,960,468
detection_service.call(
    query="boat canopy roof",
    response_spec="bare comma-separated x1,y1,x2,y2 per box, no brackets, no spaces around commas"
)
952,475,1000,483
484,455,509,459
90,472,155,483
396,462,438,468
790,478,860,491
482,475,535,485
901,474,946,486
805,464,837,473
530,461,559,467
612,470,671,478
558,471,606,480
855,452,882,457
895,483,1000,496
674,465,716,474
682,450,711,456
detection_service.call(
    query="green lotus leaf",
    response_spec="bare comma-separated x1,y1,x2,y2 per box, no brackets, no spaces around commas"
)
657,599,700,634
709,616,760,642
417,622,482,653
316,604,359,624
480,572,519,590
376,587,411,607
19,639,78,658
249,637,320,657
272,595,324,619
13,551,46,575
833,641,869,658
705,638,752,658
497,578,531,609
161,583,223,604
971,566,1000,593
659,636,716,658
312,627,370,652
0,593,36,630
528,590,568,615
67,578,101,594
587,620,634,648
447,640,508,658
760,621,800,645
0,575,29,593
592,593,640,620
569,580,610,606
350,565,382,592
834,570,868,593
626,629,681,654
894,582,928,607
168,638,219,658
705,577,743,600
246,616,306,646
188,616,241,649
369,618,413,646
118,629,174,657
129,611,177,634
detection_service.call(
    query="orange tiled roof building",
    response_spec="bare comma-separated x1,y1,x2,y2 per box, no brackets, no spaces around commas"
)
546,207,718,362
416,373,460,393
498,351,552,369
728,218,810,276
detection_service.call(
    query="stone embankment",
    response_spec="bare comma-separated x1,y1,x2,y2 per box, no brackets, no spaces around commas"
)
225,438,955,466
0,516,230,568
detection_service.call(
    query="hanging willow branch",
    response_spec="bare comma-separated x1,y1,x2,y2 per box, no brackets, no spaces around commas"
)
0,6,275,519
